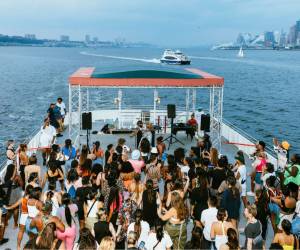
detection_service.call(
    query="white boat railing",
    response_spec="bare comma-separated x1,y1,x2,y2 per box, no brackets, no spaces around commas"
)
0,112,279,177
222,119,278,168
0,124,42,178
89,109,191,129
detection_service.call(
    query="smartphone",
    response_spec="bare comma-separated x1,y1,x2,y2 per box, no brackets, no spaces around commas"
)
138,241,145,250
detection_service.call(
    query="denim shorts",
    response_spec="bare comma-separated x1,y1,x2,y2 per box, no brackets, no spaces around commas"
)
255,172,262,185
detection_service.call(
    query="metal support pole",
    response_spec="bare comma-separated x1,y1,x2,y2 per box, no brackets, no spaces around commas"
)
219,87,224,153
118,89,122,129
185,89,190,122
192,88,196,113
153,89,158,125
78,85,82,139
68,84,72,138
86,88,89,111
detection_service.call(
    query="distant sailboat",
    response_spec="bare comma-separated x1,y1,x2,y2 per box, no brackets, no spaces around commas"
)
237,47,244,58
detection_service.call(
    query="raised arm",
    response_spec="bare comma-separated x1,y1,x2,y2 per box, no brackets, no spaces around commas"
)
4,198,22,210
109,222,117,241
157,203,175,221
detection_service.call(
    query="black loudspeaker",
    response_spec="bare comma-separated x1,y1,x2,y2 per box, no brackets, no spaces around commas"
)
82,112,92,130
200,114,210,132
167,104,176,119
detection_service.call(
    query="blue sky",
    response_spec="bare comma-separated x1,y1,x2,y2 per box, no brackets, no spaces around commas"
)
0,0,299,46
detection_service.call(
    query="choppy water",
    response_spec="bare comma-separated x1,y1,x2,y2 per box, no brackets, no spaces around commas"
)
0,46,299,162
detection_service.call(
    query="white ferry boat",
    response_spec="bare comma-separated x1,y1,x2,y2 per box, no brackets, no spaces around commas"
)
0,66,277,249
160,49,191,65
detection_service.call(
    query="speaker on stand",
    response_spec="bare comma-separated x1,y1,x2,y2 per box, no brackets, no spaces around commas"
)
82,112,92,149
200,114,210,132
167,104,176,119
163,104,184,149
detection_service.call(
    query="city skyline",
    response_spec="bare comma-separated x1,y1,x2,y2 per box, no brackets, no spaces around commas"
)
0,0,300,46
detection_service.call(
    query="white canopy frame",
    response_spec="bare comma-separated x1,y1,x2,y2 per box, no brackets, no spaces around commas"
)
68,85,224,151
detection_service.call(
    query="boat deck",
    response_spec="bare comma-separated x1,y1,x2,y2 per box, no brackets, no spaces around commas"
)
3,125,275,249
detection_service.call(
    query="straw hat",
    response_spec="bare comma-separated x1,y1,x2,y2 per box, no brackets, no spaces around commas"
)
281,141,290,150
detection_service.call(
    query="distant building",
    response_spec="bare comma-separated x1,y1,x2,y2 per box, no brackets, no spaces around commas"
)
85,35,90,43
279,31,287,47
297,33,300,46
288,25,297,45
296,20,300,45
264,31,275,47
273,31,280,44
93,37,98,43
296,20,300,33
60,35,70,42
24,34,36,40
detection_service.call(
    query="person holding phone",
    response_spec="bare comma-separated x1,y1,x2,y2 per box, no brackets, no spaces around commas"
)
234,152,248,208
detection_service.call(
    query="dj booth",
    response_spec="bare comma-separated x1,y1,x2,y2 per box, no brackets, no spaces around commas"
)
171,123,195,140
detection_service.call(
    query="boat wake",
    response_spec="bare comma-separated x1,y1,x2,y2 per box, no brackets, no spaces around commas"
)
80,51,160,64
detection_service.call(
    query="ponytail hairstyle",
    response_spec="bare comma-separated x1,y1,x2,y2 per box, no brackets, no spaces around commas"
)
190,226,203,249
28,172,38,183
25,184,34,196
226,228,239,250
48,151,57,163
154,219,164,243
217,208,227,222
134,209,142,240
62,193,72,227
94,141,100,152
227,176,239,198
146,179,155,203
107,186,119,212
134,173,141,200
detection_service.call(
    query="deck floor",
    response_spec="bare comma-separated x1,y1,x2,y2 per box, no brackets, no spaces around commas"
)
3,127,274,249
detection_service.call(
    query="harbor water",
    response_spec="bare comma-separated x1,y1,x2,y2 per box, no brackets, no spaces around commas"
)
0,46,299,162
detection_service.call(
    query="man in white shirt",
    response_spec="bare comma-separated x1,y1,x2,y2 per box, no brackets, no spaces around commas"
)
39,118,56,165
235,152,248,207
273,138,289,174
56,97,66,122
201,196,218,249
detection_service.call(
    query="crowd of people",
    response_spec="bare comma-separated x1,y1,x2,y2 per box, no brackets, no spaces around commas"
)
0,99,299,250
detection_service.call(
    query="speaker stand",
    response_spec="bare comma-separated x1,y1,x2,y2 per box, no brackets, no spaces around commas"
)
163,118,184,150
86,129,90,151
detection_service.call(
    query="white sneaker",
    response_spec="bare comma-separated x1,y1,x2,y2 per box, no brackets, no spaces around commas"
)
247,191,255,196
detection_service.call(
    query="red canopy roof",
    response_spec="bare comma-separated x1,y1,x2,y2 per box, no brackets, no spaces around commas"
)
69,67,224,88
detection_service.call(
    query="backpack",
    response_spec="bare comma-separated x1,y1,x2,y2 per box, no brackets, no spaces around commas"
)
68,185,76,200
